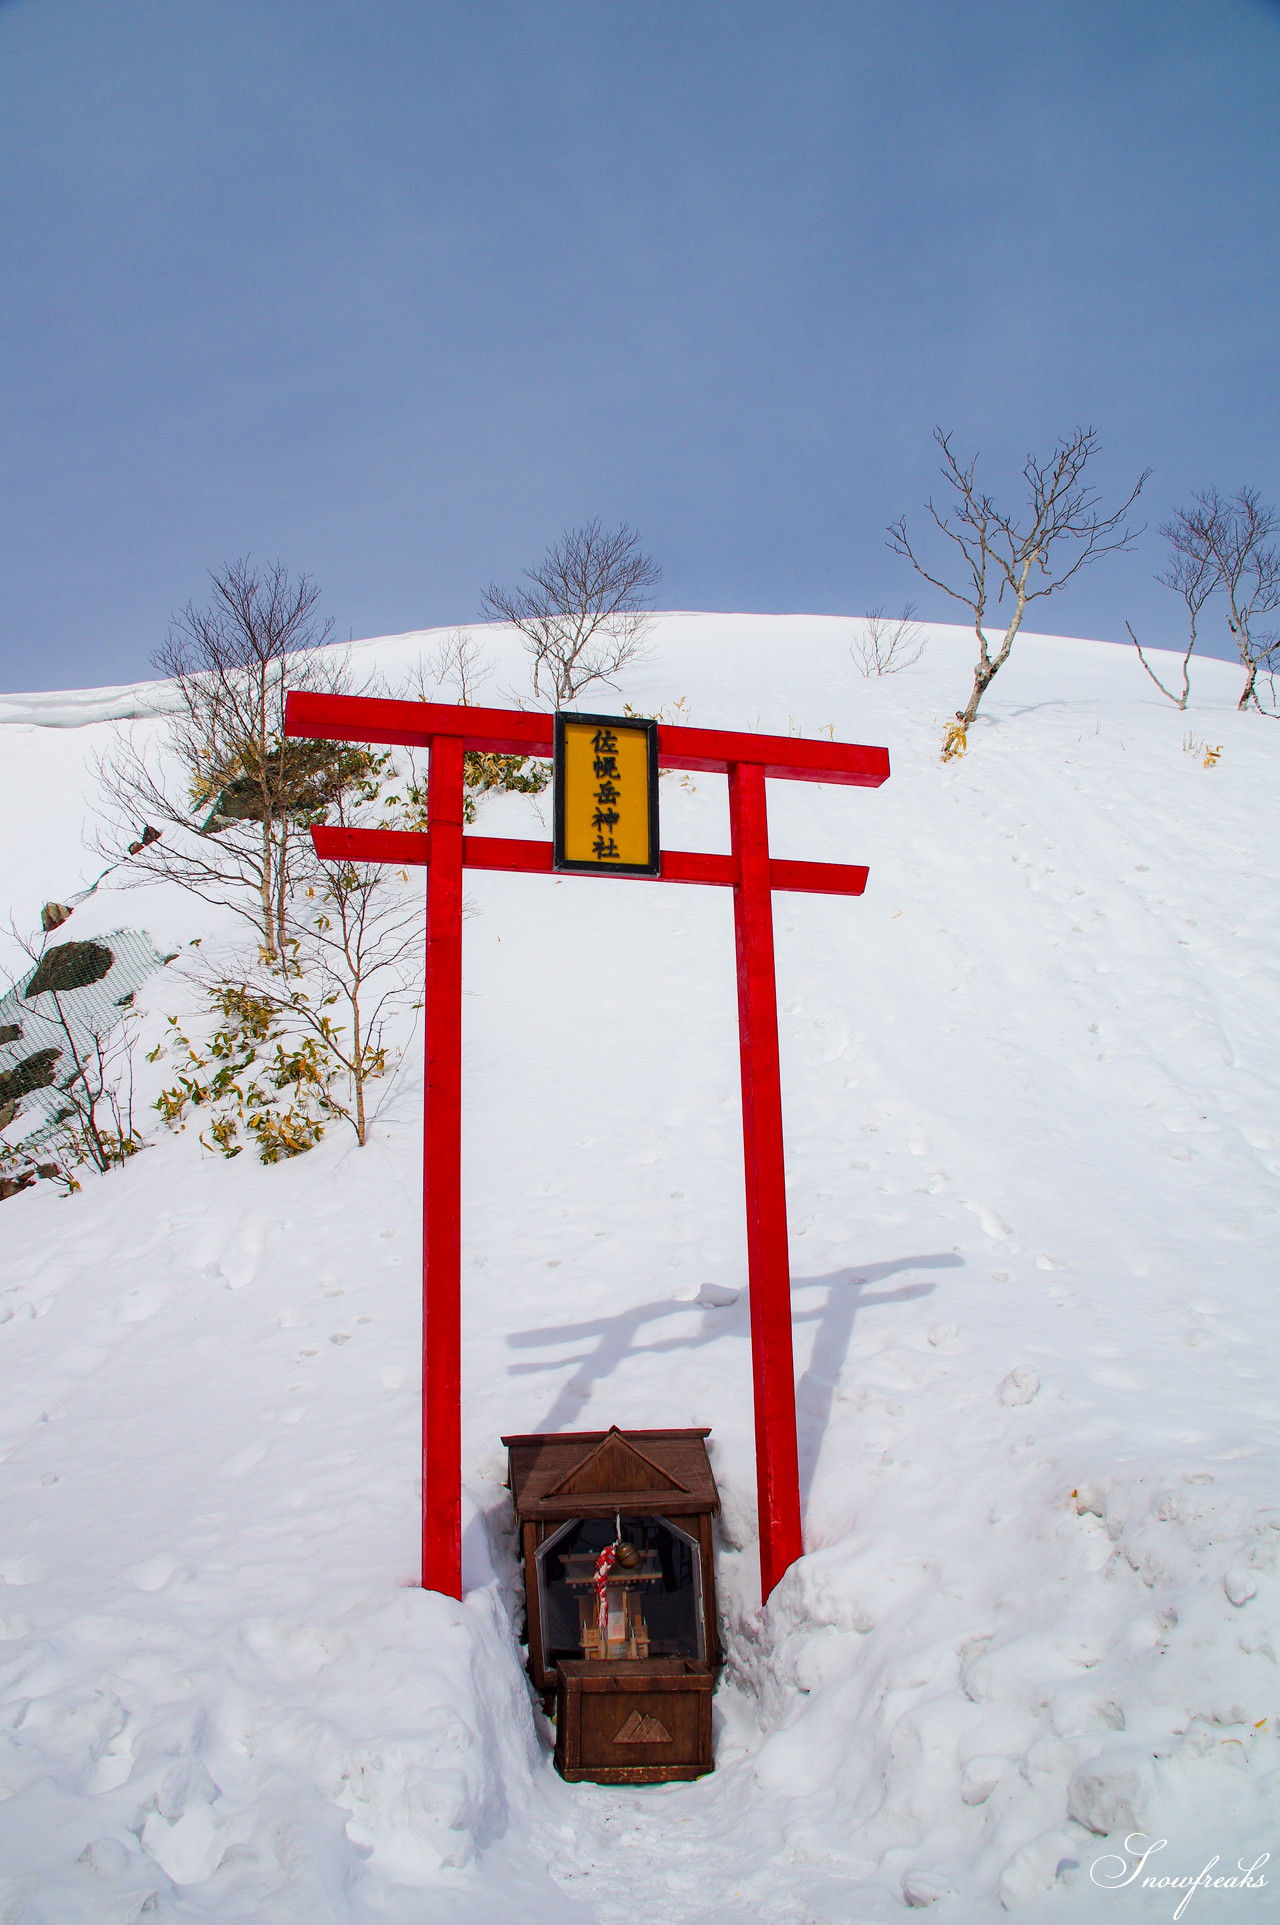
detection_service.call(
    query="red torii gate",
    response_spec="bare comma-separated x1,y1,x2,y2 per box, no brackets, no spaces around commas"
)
285,691,889,1603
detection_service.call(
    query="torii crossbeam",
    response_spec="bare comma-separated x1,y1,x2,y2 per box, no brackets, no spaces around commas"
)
285,691,889,1603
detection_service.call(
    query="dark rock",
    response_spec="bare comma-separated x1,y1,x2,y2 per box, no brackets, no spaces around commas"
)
24,941,114,998
0,1048,62,1105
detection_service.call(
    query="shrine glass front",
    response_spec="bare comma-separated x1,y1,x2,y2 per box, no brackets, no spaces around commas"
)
535,1515,704,1670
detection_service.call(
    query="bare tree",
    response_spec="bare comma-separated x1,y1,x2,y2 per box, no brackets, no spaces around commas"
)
200,774,423,1147
889,429,1147,741
851,604,928,677
1125,541,1216,710
414,626,494,708
481,521,661,707
96,560,376,962
39,999,142,1175
405,626,549,822
1161,488,1279,711
287,854,421,1146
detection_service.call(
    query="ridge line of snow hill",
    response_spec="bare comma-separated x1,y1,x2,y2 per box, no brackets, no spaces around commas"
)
0,613,1238,727
0,611,1275,1922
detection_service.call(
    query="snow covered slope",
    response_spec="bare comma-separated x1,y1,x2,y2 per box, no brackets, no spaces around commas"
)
0,615,1276,1923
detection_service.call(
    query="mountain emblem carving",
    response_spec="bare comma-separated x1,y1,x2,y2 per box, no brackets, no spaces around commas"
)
614,1710,673,1743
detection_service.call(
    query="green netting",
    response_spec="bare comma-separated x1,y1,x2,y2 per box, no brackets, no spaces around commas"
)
0,930,168,1151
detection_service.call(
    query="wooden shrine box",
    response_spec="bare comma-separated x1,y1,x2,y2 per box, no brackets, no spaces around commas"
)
502,1426,721,1783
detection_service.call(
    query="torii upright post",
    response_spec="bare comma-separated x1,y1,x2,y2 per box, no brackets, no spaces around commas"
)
284,692,889,1603
729,761,802,1596
421,734,465,1592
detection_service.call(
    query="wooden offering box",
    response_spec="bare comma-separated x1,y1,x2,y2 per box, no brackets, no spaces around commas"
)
503,1426,721,1783
555,1659,713,1784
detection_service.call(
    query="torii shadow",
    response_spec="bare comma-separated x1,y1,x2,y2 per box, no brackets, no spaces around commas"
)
505,1252,962,1508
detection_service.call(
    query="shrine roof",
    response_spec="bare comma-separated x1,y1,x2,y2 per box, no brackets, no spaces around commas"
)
502,1425,720,1519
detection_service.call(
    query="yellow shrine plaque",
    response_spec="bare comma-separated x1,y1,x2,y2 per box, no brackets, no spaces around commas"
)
553,713,660,876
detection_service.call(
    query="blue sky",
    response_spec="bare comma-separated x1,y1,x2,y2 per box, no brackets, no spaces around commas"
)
1,0,1277,688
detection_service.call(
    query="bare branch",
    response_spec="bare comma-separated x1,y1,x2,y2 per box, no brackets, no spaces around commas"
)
1125,623,1192,709
1125,535,1216,710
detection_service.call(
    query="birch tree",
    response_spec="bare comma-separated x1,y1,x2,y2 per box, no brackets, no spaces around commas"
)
97,560,375,961
889,429,1147,744
1160,488,1279,712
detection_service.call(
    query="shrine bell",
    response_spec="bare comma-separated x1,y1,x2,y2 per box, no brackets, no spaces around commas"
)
503,1425,721,1783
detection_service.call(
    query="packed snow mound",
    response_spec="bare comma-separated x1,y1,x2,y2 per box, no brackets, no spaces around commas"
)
0,677,184,729
0,614,1276,1923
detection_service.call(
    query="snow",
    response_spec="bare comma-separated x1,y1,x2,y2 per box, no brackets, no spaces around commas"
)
0,613,1276,1922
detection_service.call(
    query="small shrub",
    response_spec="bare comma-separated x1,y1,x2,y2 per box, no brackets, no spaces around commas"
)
153,982,346,1163
403,751,550,827
852,606,927,677
941,718,968,761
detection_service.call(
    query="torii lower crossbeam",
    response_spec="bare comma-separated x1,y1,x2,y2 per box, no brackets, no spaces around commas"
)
285,693,889,1604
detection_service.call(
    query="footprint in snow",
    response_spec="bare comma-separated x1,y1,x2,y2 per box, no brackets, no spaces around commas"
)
115,1284,171,1323
80,1838,131,1878
221,1441,270,1478
0,1557,46,1586
998,1366,1040,1406
124,1553,181,1593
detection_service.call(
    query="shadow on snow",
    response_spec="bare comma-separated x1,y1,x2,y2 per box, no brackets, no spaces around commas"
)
504,1252,963,1511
